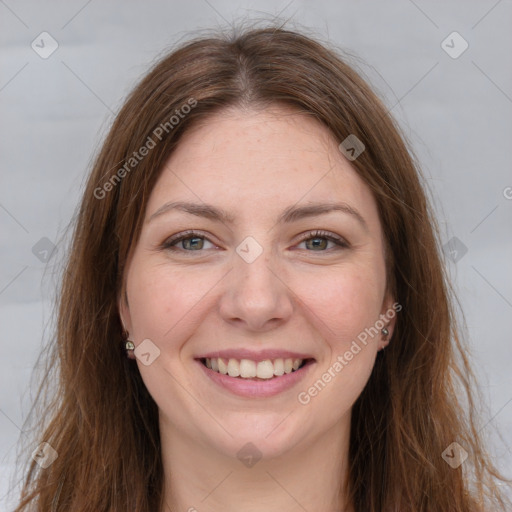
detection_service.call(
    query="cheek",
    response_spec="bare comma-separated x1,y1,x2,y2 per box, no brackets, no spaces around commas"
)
294,261,384,413
296,261,385,349
125,261,216,405
126,258,221,346
296,271,380,417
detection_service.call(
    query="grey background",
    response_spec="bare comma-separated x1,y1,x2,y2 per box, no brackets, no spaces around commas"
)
1,0,511,508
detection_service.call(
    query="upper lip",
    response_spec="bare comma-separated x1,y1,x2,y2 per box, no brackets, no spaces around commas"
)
196,348,315,363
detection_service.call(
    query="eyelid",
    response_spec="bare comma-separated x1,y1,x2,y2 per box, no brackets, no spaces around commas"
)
295,229,348,246
161,229,218,250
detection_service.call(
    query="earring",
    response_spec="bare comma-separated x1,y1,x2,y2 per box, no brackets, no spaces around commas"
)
123,331,136,360
378,327,390,352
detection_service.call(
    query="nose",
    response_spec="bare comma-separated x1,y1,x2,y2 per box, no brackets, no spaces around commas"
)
218,244,294,332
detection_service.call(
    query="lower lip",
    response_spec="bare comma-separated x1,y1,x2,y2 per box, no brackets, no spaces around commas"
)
195,359,315,398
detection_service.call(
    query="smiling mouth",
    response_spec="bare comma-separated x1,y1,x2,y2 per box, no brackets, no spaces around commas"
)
198,357,314,380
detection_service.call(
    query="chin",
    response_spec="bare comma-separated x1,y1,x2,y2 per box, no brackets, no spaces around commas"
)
204,411,311,462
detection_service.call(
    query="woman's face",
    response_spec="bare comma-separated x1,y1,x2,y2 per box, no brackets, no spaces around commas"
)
119,105,396,460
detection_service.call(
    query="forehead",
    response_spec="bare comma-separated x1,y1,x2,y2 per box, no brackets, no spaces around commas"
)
146,106,380,229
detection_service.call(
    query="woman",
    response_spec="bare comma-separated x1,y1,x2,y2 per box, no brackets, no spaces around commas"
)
13,24,511,511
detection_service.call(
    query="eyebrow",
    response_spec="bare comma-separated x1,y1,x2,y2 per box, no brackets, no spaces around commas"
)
147,200,368,230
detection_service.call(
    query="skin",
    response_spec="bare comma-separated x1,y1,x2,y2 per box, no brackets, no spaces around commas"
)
119,105,396,512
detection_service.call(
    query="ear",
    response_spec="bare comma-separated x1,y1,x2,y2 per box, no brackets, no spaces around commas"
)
118,288,132,334
377,293,400,351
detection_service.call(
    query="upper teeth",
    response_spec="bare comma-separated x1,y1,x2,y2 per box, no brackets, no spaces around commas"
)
204,357,303,379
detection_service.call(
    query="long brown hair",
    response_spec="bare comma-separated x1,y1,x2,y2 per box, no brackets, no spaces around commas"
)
12,23,511,511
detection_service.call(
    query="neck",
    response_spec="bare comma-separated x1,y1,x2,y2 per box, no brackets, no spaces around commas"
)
158,414,354,512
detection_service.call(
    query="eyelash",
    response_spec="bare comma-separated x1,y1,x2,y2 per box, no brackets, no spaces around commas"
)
160,229,349,255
